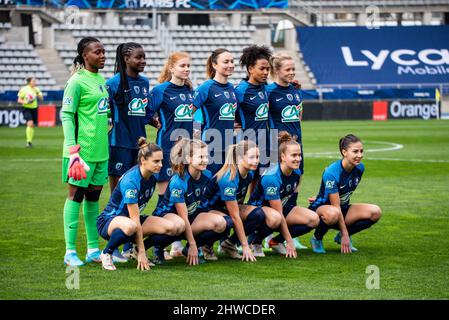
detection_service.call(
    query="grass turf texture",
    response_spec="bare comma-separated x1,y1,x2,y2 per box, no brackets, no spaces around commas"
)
0,119,448,299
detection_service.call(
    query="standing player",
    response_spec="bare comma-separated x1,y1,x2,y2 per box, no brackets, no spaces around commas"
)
248,132,318,256
153,138,233,264
61,37,109,266
106,43,153,262
309,134,382,254
193,48,238,174
234,45,272,176
17,77,43,148
266,52,307,250
149,52,195,257
97,138,186,271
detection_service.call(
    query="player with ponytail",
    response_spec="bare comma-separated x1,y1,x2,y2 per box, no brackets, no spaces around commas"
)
96,138,185,271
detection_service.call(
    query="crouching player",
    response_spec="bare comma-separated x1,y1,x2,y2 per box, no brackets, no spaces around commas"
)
153,138,233,265
248,131,318,255
309,134,382,254
96,138,186,270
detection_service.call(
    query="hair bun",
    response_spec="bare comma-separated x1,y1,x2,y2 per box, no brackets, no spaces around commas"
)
278,131,292,144
137,137,147,148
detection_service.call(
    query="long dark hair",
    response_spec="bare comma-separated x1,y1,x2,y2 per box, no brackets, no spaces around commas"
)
339,134,362,157
114,42,144,108
71,37,100,75
206,48,231,79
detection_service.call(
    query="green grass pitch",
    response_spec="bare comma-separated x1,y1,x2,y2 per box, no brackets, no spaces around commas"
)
0,119,448,299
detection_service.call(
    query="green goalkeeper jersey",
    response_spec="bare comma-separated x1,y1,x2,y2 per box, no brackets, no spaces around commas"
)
62,69,109,162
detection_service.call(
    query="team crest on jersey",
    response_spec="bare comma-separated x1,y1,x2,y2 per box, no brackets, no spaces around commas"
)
195,188,201,197
97,97,109,114
224,187,236,196
354,177,359,186
224,91,230,99
128,98,148,116
167,168,173,177
145,189,150,198
219,103,237,120
241,187,247,196
255,103,269,121
179,94,186,101
286,184,291,192
133,86,140,94
266,187,277,196
258,91,265,100
175,104,193,122
287,94,293,101
115,163,123,171
281,105,300,123
125,189,137,199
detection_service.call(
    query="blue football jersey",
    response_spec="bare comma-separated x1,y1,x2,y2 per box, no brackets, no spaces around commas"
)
266,82,303,142
248,163,301,207
101,165,157,218
106,74,151,149
193,79,238,152
235,80,269,149
149,81,194,152
154,170,212,216
200,169,255,214
309,160,365,211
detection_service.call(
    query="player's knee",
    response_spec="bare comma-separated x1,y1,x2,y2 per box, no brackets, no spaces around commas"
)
84,188,102,202
266,211,282,229
309,213,320,228
371,205,382,222
326,207,341,225
123,220,138,236
70,187,86,203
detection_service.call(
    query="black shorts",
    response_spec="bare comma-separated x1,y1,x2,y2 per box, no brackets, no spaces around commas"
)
22,107,37,123
108,146,139,176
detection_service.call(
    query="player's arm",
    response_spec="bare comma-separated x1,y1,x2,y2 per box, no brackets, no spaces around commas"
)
36,88,43,101
17,89,26,105
174,203,198,266
328,192,351,254
127,203,151,271
268,199,296,258
225,200,256,262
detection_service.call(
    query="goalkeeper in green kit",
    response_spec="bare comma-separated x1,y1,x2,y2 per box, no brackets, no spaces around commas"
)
61,37,109,266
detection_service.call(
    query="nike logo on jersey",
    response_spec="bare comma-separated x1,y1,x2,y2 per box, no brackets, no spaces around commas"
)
170,96,177,100
276,98,283,102
214,93,222,98
187,192,193,197
250,96,257,100
340,185,346,189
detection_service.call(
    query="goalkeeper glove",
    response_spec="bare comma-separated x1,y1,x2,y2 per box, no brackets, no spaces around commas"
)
68,145,90,181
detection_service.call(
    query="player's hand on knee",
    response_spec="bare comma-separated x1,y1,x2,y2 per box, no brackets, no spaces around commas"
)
68,145,90,181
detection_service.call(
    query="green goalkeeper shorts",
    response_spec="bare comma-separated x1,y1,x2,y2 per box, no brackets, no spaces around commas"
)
62,158,108,188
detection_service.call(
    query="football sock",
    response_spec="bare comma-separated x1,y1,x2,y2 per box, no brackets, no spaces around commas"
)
26,126,34,143
83,200,99,249
347,219,376,236
273,225,312,243
103,229,133,255
63,199,80,251
313,218,331,241
228,207,265,244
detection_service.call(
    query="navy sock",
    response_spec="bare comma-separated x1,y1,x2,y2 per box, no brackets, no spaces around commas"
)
196,230,222,247
347,219,376,236
122,242,133,252
314,218,331,240
103,229,133,255
251,220,275,245
144,234,179,250
273,225,312,243
228,207,265,244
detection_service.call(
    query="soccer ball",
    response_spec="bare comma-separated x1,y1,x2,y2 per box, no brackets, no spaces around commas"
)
25,93,35,104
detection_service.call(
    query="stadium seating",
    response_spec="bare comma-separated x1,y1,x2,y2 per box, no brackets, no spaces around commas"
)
168,25,257,86
0,41,58,92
